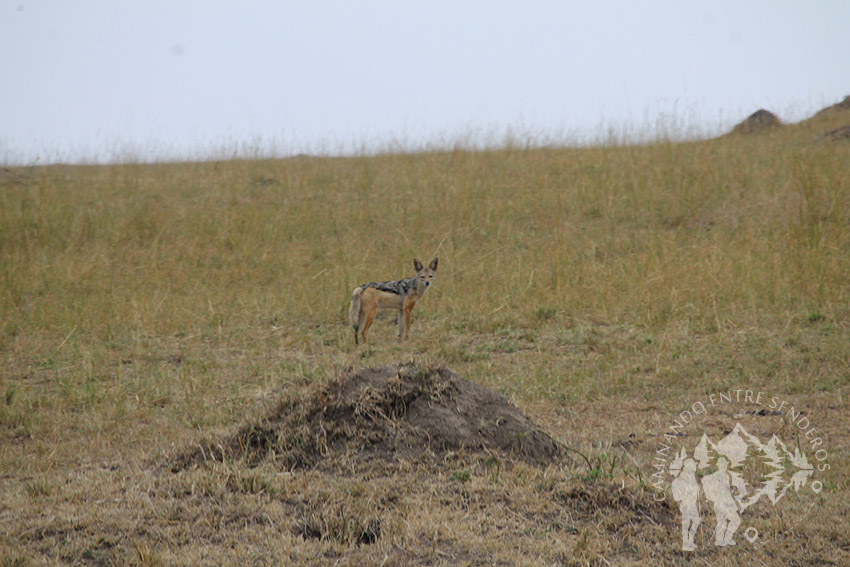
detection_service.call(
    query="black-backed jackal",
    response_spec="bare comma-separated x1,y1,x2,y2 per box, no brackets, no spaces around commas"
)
348,258,438,345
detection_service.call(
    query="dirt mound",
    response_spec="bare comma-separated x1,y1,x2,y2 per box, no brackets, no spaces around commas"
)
729,109,782,135
174,363,563,471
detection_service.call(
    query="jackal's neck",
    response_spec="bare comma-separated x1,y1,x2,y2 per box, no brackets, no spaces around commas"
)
413,277,430,297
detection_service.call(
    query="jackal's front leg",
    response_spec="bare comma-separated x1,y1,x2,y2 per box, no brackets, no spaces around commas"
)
401,296,417,341
402,305,414,340
397,310,405,340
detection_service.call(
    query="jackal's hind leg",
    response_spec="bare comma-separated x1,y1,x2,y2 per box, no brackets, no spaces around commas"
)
361,309,376,343
404,310,412,340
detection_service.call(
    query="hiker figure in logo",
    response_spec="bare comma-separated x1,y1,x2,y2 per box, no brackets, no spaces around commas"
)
701,456,742,546
671,457,701,551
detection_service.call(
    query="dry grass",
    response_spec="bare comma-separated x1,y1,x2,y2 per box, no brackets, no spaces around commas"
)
1,109,849,565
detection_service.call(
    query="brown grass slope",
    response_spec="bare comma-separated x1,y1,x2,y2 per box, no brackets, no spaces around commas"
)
1,103,849,565
728,94,850,141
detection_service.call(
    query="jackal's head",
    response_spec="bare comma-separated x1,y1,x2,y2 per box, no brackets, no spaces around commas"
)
413,257,438,293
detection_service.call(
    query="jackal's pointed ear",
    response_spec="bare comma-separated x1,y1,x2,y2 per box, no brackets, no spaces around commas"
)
413,258,424,271
429,257,439,271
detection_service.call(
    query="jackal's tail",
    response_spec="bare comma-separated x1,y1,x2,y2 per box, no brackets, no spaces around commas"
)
348,287,363,330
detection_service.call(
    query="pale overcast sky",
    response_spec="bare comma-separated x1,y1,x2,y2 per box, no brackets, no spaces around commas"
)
2,1,848,164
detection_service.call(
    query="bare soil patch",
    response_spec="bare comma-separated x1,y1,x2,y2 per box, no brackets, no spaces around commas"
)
174,363,563,472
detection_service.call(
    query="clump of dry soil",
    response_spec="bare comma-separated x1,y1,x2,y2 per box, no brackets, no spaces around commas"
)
174,363,563,471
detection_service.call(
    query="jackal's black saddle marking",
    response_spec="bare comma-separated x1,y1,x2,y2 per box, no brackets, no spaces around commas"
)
359,278,414,296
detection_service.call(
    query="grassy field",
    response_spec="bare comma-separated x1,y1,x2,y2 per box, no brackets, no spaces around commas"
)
1,109,849,565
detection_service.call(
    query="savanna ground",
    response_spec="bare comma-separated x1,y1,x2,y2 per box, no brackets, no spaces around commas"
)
1,105,849,566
